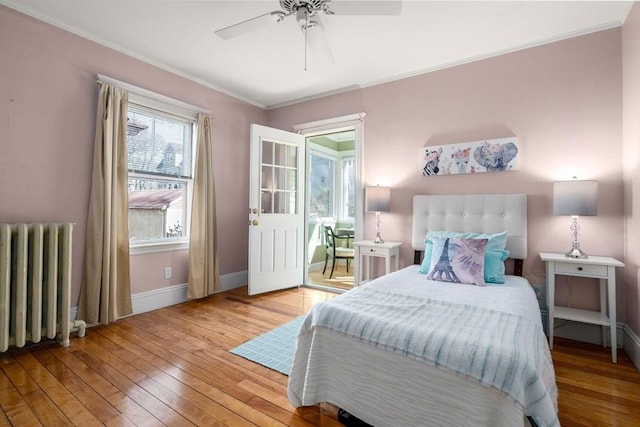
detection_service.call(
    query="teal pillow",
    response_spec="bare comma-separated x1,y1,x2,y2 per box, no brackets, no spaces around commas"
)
464,231,508,252
418,231,509,283
483,249,510,284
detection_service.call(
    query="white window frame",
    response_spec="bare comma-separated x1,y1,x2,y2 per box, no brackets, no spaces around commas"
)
127,94,198,255
308,143,356,224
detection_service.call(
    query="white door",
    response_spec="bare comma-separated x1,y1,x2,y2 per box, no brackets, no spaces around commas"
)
248,124,305,295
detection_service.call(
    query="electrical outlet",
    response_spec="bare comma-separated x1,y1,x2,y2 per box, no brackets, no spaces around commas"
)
164,267,172,280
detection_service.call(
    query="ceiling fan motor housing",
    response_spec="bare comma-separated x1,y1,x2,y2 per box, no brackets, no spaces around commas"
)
280,0,329,15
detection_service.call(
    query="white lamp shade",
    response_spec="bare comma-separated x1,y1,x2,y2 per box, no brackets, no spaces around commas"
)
553,180,598,216
366,186,391,212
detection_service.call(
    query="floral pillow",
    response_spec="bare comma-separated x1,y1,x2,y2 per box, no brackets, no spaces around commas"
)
427,237,488,286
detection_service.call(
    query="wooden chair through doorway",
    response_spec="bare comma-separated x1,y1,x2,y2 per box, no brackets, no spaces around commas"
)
322,225,354,279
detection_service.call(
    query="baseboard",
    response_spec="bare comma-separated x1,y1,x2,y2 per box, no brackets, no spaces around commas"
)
71,270,248,321
623,324,640,371
131,270,248,314
218,270,248,292
131,282,189,314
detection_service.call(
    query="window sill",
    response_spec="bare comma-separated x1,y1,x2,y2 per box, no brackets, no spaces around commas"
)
130,240,189,255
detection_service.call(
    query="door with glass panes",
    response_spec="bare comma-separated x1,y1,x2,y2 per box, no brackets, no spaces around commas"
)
248,124,305,295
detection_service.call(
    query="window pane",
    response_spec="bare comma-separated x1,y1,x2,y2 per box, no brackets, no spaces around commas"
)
127,106,193,178
342,158,355,218
309,153,334,218
128,178,186,241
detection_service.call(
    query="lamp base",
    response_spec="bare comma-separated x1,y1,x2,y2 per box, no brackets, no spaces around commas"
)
565,247,588,259
565,216,588,258
374,211,384,243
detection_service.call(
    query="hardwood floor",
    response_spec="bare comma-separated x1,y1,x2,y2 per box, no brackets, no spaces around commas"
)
1,286,639,426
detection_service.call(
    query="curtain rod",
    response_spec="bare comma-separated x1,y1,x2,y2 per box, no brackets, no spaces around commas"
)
97,74,211,116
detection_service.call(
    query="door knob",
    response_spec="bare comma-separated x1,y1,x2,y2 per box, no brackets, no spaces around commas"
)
252,220,259,226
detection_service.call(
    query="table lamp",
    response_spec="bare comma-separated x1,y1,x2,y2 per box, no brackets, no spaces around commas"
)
365,185,391,243
553,178,598,258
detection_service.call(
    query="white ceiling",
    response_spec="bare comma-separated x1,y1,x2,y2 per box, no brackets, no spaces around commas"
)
1,1,634,109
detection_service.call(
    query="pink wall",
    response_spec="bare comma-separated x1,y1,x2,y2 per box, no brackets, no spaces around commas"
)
0,4,633,331
0,6,267,303
270,29,625,318
623,3,640,337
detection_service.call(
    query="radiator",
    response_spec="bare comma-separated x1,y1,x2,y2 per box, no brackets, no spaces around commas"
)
0,223,86,352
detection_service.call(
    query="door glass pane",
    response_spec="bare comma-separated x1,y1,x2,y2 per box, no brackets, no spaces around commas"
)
287,145,297,167
261,190,273,214
267,141,297,214
261,165,273,191
287,169,297,191
274,142,287,166
262,140,273,165
274,191,295,214
274,167,297,191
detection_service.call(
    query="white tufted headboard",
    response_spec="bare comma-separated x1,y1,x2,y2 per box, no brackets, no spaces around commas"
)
412,194,528,260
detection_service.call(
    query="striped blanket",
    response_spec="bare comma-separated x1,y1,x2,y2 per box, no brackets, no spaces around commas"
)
300,286,559,427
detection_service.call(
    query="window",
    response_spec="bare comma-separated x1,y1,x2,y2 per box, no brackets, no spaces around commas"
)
307,131,355,223
309,151,335,219
127,103,196,248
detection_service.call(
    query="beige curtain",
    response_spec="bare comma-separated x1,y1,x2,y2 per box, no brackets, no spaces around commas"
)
188,113,220,298
78,83,133,324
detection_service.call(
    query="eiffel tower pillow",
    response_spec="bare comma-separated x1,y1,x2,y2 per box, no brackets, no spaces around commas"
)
426,237,488,286
419,230,509,283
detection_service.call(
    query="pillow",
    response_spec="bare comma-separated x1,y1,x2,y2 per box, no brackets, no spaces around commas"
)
418,230,509,283
427,237,487,286
484,249,510,284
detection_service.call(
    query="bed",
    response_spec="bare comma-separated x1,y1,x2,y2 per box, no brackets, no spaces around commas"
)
288,194,559,427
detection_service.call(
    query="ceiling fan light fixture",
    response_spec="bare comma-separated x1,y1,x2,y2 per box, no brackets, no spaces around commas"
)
271,11,287,22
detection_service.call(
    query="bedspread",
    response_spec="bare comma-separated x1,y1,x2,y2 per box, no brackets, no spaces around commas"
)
295,267,558,427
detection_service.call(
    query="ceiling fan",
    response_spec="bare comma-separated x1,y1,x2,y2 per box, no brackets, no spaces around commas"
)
215,1,402,66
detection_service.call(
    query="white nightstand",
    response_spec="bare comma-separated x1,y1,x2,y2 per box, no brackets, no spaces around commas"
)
540,252,624,363
353,240,402,287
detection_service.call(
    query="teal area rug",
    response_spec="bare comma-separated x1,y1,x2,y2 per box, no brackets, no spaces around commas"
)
230,315,305,375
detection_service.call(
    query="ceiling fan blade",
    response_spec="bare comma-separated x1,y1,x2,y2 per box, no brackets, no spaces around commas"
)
215,11,284,40
305,17,334,63
326,1,403,15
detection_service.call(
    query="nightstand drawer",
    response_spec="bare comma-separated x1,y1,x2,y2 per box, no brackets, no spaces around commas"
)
363,246,389,256
554,262,607,277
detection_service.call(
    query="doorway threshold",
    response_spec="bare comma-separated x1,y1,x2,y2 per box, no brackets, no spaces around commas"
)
303,283,349,294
